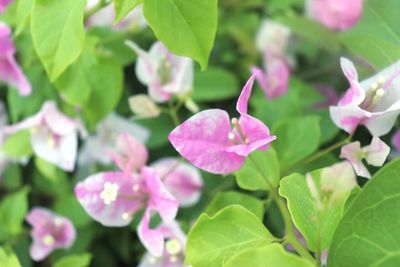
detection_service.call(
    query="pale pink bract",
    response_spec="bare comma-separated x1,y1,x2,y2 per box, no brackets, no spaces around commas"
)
26,208,76,261
168,73,276,174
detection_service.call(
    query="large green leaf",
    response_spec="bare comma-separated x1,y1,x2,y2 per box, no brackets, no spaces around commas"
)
114,0,142,23
0,247,21,267
328,159,400,267
31,0,86,81
205,191,264,220
192,67,239,101
341,0,400,68
223,243,313,267
143,0,218,70
2,130,32,158
186,205,275,267
235,148,280,191
273,116,321,171
279,169,355,252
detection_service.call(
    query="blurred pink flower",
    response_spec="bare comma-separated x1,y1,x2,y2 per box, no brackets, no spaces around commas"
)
139,221,186,267
26,208,76,261
313,84,340,109
0,0,13,13
152,157,203,207
255,20,291,57
340,137,390,178
0,23,31,96
109,132,149,173
75,167,179,256
392,130,400,152
78,113,149,166
169,73,276,174
126,41,194,103
306,0,363,31
5,101,85,171
86,1,146,30
330,58,400,136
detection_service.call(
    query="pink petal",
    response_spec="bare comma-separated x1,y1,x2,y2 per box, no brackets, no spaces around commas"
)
264,56,290,100
340,141,371,178
30,243,53,262
236,73,257,114
338,58,365,106
364,137,390,167
42,101,78,135
75,172,144,226
110,132,149,173
0,23,31,95
168,109,245,174
329,105,369,134
307,0,363,31
363,108,400,137
138,208,164,257
151,157,203,207
0,0,13,13
142,167,178,223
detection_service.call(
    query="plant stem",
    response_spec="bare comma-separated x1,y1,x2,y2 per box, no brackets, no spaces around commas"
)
284,136,351,174
84,0,108,21
248,155,315,263
168,101,180,126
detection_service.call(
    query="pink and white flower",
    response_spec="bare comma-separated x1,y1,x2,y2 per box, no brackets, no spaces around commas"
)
74,167,179,256
330,58,400,136
78,113,149,166
306,0,363,31
168,73,276,174
253,20,291,100
5,101,85,171
152,157,203,207
86,1,147,30
126,41,194,103
340,137,390,178
0,0,13,13
0,23,31,96
138,221,186,267
26,208,76,261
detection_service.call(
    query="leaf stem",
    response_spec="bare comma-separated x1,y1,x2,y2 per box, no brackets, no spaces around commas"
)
248,155,315,263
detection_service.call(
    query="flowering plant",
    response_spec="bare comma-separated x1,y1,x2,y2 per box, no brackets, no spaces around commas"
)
0,0,399,267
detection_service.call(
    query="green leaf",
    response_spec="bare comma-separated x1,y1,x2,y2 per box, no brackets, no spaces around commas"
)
186,205,275,267
143,0,218,70
278,15,340,53
2,130,32,158
279,171,352,252
0,247,22,267
53,254,92,267
328,159,400,267
205,191,264,220
136,113,174,149
223,243,313,267
14,0,32,35
341,0,400,68
82,56,124,129
235,148,280,191
0,188,29,241
114,0,142,23
53,194,93,228
31,0,86,81
192,67,239,101
273,116,321,171
34,157,71,196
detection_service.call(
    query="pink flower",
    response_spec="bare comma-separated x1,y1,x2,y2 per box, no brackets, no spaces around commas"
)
252,55,290,100
126,41,194,103
330,58,400,136
168,73,276,174
138,221,186,267
306,0,363,31
340,137,390,178
26,208,76,261
392,130,400,152
0,0,13,13
78,113,149,166
109,132,149,173
255,20,291,57
86,1,147,30
5,101,85,171
74,167,179,256
0,23,31,96
152,157,203,207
